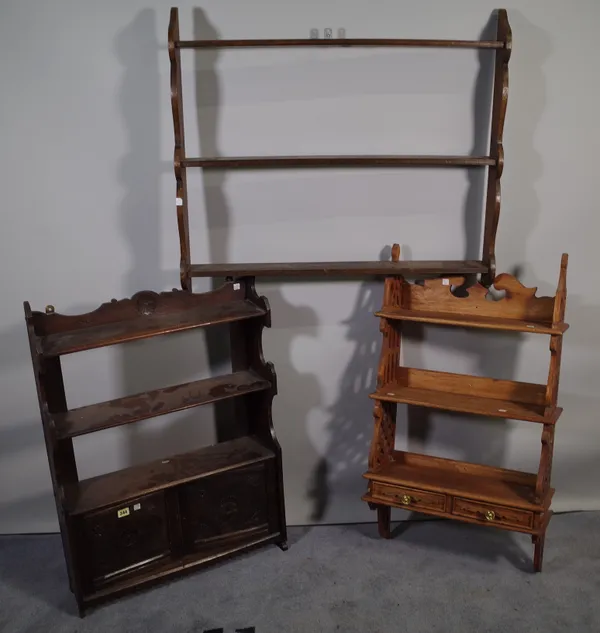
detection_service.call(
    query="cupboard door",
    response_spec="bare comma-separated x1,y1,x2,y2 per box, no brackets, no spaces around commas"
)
79,492,170,586
179,463,270,549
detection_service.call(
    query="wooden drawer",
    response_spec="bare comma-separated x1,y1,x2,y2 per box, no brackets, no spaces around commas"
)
371,482,446,513
452,497,533,530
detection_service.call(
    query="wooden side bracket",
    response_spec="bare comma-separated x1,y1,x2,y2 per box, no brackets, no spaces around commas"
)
481,9,512,285
169,7,192,291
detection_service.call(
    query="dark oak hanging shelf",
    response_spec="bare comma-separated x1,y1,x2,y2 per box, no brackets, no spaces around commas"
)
168,8,512,288
25,279,287,614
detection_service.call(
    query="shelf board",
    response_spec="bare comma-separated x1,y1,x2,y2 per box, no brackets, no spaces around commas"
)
189,260,488,279
376,307,568,335
364,450,549,510
181,155,495,169
42,300,265,356
65,436,274,515
371,367,561,424
178,39,504,50
54,371,270,439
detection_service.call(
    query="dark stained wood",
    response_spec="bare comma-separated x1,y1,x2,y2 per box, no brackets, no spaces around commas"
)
482,9,512,284
179,463,270,550
168,7,192,291
189,260,488,278
82,531,281,608
65,436,273,516
24,278,288,614
177,38,504,49
80,491,171,585
23,315,84,603
182,155,495,169
169,9,513,286
364,248,568,571
53,370,270,439
370,370,561,424
34,288,266,356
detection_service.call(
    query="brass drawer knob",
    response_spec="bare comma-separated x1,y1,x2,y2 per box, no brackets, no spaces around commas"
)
399,494,412,505
485,510,496,521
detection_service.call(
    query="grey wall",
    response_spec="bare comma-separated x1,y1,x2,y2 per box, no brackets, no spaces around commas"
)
1,0,599,533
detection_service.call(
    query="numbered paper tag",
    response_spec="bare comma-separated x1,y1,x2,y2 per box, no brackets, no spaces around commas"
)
117,507,130,518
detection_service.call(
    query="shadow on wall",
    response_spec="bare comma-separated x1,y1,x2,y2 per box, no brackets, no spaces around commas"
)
115,9,217,467
308,251,387,523
307,9,558,526
192,7,322,514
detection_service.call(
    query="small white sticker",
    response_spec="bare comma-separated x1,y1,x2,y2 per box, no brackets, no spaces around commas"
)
133,503,141,511
387,392,395,396
498,409,507,413
442,278,450,286
527,325,535,328
176,197,183,206
233,283,241,290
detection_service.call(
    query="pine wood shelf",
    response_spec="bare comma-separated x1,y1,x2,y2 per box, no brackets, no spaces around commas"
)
376,308,568,335
65,436,274,515
53,370,270,439
189,259,488,279
24,279,287,614
364,246,569,571
168,8,513,289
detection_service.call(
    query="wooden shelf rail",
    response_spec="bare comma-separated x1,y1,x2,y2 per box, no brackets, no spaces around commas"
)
24,279,288,614
177,38,505,49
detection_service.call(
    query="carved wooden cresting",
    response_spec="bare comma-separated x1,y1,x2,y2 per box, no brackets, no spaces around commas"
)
363,247,568,571
24,279,287,615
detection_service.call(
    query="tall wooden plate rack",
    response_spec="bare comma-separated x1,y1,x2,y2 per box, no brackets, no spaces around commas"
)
168,7,512,288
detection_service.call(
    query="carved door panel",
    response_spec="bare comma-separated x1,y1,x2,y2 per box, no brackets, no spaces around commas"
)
79,492,171,586
179,464,270,549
